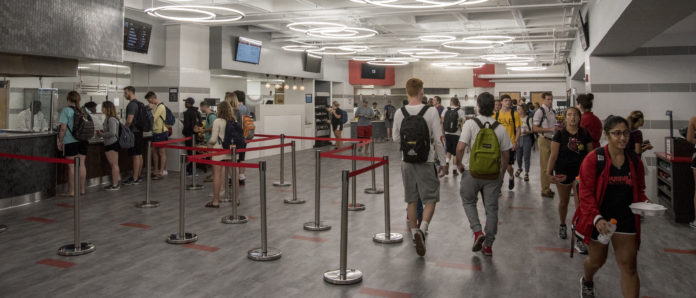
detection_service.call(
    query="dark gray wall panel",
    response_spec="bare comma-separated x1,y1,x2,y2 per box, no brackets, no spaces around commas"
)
0,0,124,62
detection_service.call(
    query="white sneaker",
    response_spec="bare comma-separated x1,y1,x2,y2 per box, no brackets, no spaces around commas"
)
163,170,168,176
239,173,246,181
689,221,696,229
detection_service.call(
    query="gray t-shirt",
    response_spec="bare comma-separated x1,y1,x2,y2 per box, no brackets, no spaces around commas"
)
356,106,374,126
126,99,140,133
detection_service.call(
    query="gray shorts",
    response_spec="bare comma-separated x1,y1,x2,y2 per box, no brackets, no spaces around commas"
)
385,119,393,131
401,162,440,205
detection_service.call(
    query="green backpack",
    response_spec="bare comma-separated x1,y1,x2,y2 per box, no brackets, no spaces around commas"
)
469,118,502,180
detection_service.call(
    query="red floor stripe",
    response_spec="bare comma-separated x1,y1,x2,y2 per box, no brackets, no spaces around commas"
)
183,243,220,252
509,206,539,210
27,217,54,223
120,222,151,229
663,249,696,255
56,203,74,208
534,246,570,253
291,235,327,243
435,261,483,271
359,287,412,298
247,216,256,220
36,259,75,269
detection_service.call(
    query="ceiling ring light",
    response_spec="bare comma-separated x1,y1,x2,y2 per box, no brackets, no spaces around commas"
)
410,51,459,59
368,60,409,66
307,53,323,59
432,62,485,69
462,35,514,44
507,66,547,71
398,48,438,55
282,45,320,52
442,40,504,50
480,54,517,60
306,27,377,39
364,0,470,9
352,56,377,61
458,0,489,4
145,5,245,23
506,62,529,66
386,57,420,62
497,57,535,63
287,22,345,33
308,28,360,37
308,47,357,55
150,7,216,21
419,35,456,42
339,45,370,52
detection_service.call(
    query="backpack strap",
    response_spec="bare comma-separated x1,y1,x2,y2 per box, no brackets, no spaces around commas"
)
472,117,484,129
417,105,429,117
400,106,410,117
511,109,516,137
494,111,499,121
490,121,500,130
595,147,606,177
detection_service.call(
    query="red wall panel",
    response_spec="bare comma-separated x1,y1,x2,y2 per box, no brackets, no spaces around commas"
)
473,63,495,88
349,60,395,86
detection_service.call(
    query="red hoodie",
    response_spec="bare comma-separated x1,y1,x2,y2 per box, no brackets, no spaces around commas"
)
573,146,648,245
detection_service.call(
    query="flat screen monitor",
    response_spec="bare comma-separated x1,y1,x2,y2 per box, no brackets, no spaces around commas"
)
361,63,386,79
123,18,152,54
234,37,262,64
303,52,322,73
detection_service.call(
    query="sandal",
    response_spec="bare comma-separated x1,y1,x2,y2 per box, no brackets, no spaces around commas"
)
152,174,163,180
514,168,523,177
205,202,220,208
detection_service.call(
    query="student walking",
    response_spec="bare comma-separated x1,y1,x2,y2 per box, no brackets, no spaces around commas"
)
392,78,447,257
441,97,466,176
123,86,145,185
57,91,91,196
514,103,534,181
455,92,512,256
577,93,602,149
545,107,593,253
532,92,558,198
495,94,521,190
99,101,121,190
145,91,168,180
627,111,653,157
574,116,649,298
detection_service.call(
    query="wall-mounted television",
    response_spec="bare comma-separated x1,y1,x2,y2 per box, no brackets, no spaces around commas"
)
123,18,152,54
577,11,589,51
303,52,322,73
361,63,386,79
234,37,262,64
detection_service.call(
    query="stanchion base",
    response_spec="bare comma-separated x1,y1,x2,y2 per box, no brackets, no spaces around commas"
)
272,181,292,187
0,224,7,233
136,201,160,208
347,203,366,211
373,232,404,244
323,269,363,285
186,185,204,190
303,221,331,231
364,188,384,194
166,232,198,244
57,242,96,256
284,199,306,204
247,247,282,261
221,215,248,224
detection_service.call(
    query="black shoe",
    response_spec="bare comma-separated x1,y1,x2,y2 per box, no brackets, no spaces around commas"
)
580,277,595,298
575,239,588,254
414,229,426,256
559,224,567,239
122,177,134,185
508,179,514,190
133,177,143,185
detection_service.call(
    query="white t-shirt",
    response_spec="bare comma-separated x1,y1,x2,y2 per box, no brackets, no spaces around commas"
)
440,107,466,136
392,104,446,164
15,109,49,131
458,115,513,170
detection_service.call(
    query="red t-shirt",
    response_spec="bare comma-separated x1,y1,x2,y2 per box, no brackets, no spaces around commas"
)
580,111,602,149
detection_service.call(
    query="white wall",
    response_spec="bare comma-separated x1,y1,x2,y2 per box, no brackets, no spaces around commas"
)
209,77,246,101
394,63,474,89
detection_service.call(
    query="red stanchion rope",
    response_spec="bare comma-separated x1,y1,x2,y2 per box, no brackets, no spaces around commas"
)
0,152,75,164
152,137,192,146
237,142,291,153
188,150,233,160
284,135,368,143
245,136,280,143
154,144,229,152
188,157,260,169
320,153,382,162
349,160,388,178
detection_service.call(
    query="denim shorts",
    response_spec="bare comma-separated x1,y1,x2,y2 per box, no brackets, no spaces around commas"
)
153,132,169,142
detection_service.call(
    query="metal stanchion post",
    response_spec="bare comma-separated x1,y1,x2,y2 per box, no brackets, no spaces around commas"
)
284,141,305,204
248,161,282,261
137,141,159,208
58,157,95,256
167,154,198,244
273,134,291,187
324,170,363,285
222,148,248,224
187,137,203,190
373,156,403,244
364,138,384,194
348,143,365,211
304,149,331,231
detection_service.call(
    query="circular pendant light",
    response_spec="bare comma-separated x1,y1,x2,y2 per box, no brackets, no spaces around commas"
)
308,47,357,55
352,56,377,61
367,60,409,66
145,5,245,23
339,45,370,52
505,62,529,66
462,35,514,44
480,54,517,60
410,51,459,59
507,66,547,71
386,57,420,62
287,22,345,33
442,40,504,50
306,27,378,39
419,35,456,42
398,48,439,55
432,61,485,69
282,45,320,52
364,0,471,9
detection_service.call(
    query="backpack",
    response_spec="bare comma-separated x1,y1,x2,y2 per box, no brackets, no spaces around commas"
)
526,115,537,143
220,120,246,150
118,122,135,149
339,109,348,125
495,109,517,138
469,118,502,180
593,147,639,178
159,104,176,127
69,107,95,141
242,115,255,140
443,107,461,133
385,105,396,121
399,106,431,163
134,101,153,132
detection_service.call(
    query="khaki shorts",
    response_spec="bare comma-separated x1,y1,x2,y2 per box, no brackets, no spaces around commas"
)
401,162,440,205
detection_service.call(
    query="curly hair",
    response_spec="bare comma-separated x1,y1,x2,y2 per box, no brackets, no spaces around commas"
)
217,101,237,122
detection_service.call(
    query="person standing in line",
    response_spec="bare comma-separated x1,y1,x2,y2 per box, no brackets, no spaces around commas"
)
225,92,247,184
15,100,49,131
686,115,696,229
328,101,344,149
546,107,593,254
441,97,466,176
99,101,121,190
233,91,250,183
195,101,216,183
371,102,381,119
577,93,602,149
57,91,89,196
627,111,653,157
383,100,396,141
575,116,649,298
455,92,511,256
495,94,521,190
392,78,447,257
355,100,374,154
433,96,445,116
532,92,558,198
183,97,201,176
206,101,236,208
123,86,144,185
145,91,168,180
515,104,534,182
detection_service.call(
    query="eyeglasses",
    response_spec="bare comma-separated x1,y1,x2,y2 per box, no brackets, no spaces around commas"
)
608,130,631,138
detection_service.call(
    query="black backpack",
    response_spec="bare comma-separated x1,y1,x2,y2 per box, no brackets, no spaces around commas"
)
69,107,95,141
399,106,431,163
526,114,537,143
220,120,245,150
134,100,153,132
443,107,460,133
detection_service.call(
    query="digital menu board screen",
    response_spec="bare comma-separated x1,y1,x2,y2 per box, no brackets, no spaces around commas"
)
124,18,152,54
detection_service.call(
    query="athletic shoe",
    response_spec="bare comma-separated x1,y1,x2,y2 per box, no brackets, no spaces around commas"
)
414,229,426,256
122,177,134,185
524,173,529,182
575,239,588,255
472,231,485,252
689,221,696,229
453,169,458,176
559,225,568,239
515,168,522,177
163,170,168,176
580,277,595,298
508,179,514,190
133,177,143,185
105,184,120,191
481,243,493,256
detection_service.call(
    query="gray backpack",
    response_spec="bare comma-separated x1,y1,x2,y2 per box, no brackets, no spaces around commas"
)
118,122,135,149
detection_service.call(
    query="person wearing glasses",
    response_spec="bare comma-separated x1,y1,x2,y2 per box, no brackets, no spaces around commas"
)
574,116,649,298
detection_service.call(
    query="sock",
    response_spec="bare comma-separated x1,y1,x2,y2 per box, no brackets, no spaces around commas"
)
410,228,418,239
445,158,450,164
421,221,429,232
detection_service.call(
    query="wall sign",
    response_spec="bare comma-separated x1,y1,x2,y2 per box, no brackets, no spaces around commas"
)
169,88,178,102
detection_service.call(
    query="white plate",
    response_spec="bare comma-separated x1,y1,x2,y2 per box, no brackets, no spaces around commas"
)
629,202,667,216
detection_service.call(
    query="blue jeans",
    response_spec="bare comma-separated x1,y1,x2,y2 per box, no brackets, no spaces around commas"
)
516,134,534,172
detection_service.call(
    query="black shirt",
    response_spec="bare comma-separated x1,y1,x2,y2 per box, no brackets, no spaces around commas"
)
183,107,201,137
552,127,592,173
599,160,636,233
331,108,343,127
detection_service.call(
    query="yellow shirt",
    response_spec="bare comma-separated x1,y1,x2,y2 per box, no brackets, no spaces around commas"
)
495,109,522,144
153,103,167,133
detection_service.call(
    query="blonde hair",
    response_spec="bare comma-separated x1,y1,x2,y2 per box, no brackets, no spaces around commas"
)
67,91,85,114
217,101,236,122
101,101,119,120
225,92,240,110
627,110,644,130
332,101,340,107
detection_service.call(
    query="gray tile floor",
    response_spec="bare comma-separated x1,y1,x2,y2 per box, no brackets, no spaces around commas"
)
0,142,695,298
